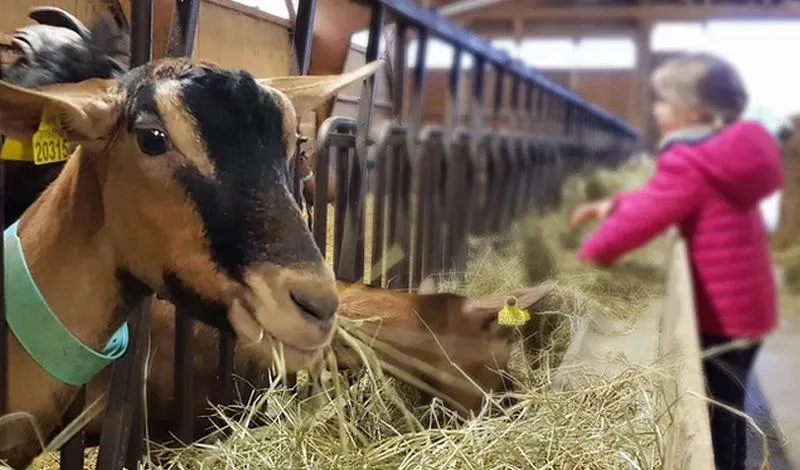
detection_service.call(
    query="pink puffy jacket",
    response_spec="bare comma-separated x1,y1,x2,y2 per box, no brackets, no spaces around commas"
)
579,121,784,338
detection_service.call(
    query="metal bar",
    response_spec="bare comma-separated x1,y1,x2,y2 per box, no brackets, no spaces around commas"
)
293,0,317,76
284,0,298,24
0,56,6,418
59,390,85,470
96,2,153,467
391,21,407,121
167,0,201,57
470,57,486,132
165,0,203,445
356,4,384,159
509,72,521,131
290,0,318,207
129,0,154,68
408,28,428,150
361,0,638,138
444,47,462,135
491,65,504,130
95,302,152,470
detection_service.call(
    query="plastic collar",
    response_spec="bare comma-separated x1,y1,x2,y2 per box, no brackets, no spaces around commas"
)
4,220,129,386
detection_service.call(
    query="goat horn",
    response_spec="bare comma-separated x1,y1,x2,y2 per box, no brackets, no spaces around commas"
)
28,6,91,39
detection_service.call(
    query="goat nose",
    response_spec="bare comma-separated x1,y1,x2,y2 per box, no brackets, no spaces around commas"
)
290,290,338,325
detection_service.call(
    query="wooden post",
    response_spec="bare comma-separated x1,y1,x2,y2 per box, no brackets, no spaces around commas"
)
635,19,653,151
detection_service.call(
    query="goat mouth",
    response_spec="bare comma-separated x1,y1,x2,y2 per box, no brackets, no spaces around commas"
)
227,295,334,354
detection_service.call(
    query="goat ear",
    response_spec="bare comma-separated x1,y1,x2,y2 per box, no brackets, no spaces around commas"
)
0,79,118,141
463,281,556,318
257,60,385,115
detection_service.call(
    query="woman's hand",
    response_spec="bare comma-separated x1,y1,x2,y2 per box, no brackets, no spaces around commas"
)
570,198,614,231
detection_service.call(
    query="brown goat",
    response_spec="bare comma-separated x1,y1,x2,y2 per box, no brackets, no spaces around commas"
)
82,279,553,446
0,59,383,469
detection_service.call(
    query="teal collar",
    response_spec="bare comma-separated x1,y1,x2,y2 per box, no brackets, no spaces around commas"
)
4,220,129,386
301,170,314,184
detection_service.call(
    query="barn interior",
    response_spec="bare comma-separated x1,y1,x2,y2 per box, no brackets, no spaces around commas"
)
2,0,800,469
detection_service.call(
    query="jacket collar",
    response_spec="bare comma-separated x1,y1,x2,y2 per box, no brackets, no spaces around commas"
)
657,124,722,154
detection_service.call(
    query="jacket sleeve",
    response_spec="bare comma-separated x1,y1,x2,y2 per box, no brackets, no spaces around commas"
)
578,149,707,265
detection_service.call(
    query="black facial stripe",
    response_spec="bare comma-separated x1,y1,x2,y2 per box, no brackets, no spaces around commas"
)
175,67,322,276
123,70,161,130
163,271,233,333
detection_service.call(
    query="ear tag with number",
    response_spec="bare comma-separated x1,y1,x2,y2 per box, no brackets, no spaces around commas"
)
32,107,71,165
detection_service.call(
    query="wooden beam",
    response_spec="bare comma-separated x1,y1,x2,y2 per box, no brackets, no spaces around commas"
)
456,3,800,22
464,23,638,39
437,0,515,17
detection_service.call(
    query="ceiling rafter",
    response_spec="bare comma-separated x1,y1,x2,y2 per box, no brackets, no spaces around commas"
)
453,2,800,22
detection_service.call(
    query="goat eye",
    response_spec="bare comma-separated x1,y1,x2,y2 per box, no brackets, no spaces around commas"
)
135,128,171,156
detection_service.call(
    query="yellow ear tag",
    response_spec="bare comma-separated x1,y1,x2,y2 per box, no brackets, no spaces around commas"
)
1,138,35,162
497,296,531,327
32,107,71,165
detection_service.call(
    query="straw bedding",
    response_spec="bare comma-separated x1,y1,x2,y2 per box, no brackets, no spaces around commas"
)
29,160,679,470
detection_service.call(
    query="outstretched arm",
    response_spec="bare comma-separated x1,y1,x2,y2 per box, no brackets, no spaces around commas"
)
578,151,706,265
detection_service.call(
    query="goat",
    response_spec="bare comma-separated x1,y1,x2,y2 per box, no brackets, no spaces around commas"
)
2,7,129,227
80,279,554,446
0,52,384,468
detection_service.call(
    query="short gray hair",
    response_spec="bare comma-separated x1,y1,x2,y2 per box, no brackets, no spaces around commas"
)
651,52,748,127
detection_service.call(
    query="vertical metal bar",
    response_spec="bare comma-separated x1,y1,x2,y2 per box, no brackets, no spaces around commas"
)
312,143,332,252
468,57,486,234
509,72,521,131
404,28,428,289
293,0,318,76
408,28,428,151
59,390,85,470
338,5,382,282
471,58,485,133
167,0,201,57
96,303,152,470
392,22,407,121
564,103,572,141
96,1,153,468
0,53,6,419
356,4,384,159
491,65,504,130
165,0,203,446
290,0,318,206
130,0,154,68
440,47,462,271
445,47,462,136
488,65,506,232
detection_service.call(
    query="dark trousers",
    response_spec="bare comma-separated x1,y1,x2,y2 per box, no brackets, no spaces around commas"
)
700,335,762,470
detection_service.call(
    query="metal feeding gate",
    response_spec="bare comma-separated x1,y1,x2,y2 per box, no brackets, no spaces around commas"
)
0,0,639,469
307,0,639,290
